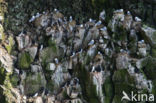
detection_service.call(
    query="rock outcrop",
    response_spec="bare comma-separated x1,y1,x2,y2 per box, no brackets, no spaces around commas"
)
0,6,156,103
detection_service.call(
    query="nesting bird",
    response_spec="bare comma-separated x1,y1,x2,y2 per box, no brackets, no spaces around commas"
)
88,39,94,45
99,10,106,21
123,11,133,30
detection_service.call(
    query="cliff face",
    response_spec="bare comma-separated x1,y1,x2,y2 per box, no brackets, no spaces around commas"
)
0,0,156,103
4,0,156,33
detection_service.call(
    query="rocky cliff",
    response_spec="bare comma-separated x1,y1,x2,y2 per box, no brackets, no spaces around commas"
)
0,0,156,103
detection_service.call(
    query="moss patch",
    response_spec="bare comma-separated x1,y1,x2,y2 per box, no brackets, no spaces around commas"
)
18,52,33,69
113,69,135,84
75,64,100,103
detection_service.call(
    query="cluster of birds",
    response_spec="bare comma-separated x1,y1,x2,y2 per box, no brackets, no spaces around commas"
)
6,8,154,103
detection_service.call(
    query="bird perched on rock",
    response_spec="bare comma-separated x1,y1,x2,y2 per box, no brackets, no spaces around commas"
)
88,39,94,46
123,11,133,30
85,18,96,27
68,16,76,31
34,12,51,28
132,17,142,32
99,10,106,21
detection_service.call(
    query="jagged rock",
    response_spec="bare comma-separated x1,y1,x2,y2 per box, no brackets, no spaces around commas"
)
132,17,142,32
2,7,156,103
141,25,156,46
51,64,71,89
137,40,147,57
87,45,97,59
0,46,13,73
84,27,99,47
31,65,42,72
34,96,43,103
116,53,130,69
25,46,38,59
4,35,15,54
0,24,4,41
39,46,57,63
108,9,124,32
16,33,32,51
46,96,55,103
123,11,133,30
70,99,82,103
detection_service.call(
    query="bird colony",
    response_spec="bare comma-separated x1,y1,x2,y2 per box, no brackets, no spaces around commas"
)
0,9,156,103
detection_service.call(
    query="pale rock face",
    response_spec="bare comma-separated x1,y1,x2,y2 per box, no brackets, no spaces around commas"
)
31,65,42,72
137,40,147,57
49,63,56,71
84,27,99,46
138,48,147,57
73,38,83,52
63,78,81,100
51,64,71,89
0,32,2,40
70,92,78,99
0,24,4,40
109,9,125,32
141,26,156,46
70,99,82,103
0,46,13,73
116,53,130,69
134,73,153,91
92,71,105,103
75,27,85,40
34,97,43,103
47,96,55,103
16,33,32,51
99,10,106,21
87,45,97,58
25,46,38,59
123,14,133,30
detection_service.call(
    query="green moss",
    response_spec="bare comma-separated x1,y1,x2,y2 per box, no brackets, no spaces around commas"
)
144,57,156,80
62,90,70,99
104,96,111,103
113,69,135,84
152,80,156,97
4,36,14,54
10,74,19,87
0,67,6,102
0,67,5,84
40,47,57,65
103,76,114,97
46,81,54,93
75,64,100,103
18,52,33,69
24,72,46,95
114,83,137,95
151,48,156,58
